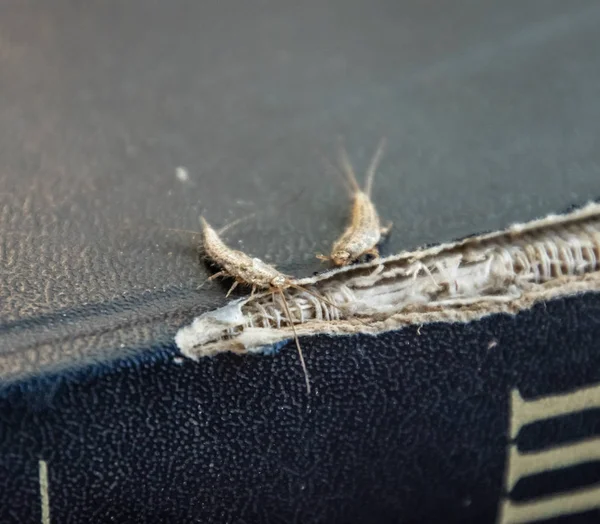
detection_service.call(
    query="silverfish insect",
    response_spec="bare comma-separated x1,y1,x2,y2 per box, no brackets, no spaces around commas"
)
318,139,392,266
199,216,354,394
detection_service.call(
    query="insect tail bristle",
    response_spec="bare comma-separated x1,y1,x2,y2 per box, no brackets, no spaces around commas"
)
277,289,311,394
364,137,387,197
319,151,353,197
336,138,362,194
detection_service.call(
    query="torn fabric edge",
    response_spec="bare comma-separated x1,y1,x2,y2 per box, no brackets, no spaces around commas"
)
176,201,600,359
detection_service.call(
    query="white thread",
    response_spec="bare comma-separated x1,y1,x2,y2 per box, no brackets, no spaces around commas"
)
176,213,600,357
251,222,600,328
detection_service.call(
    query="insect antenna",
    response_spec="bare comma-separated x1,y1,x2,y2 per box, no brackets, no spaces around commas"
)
213,212,257,236
164,186,305,239
164,210,257,237
163,227,202,236
277,288,311,394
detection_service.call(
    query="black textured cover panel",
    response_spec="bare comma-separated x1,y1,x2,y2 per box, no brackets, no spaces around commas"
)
1,1,600,523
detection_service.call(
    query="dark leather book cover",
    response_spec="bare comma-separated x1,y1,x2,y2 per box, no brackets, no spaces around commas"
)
1,2,600,523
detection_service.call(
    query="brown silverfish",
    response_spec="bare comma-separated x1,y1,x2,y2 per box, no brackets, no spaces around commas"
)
318,139,392,266
200,216,353,394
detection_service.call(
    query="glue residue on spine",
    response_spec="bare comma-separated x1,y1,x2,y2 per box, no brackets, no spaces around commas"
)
175,299,246,359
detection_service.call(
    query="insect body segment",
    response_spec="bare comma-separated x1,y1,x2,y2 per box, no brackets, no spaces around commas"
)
201,217,285,297
200,215,364,394
329,191,389,265
182,139,391,393
318,139,392,266
200,216,312,392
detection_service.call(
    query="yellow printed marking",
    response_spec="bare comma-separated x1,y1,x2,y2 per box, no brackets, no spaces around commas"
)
509,384,600,440
39,459,50,524
506,437,600,491
499,384,600,523
498,483,600,524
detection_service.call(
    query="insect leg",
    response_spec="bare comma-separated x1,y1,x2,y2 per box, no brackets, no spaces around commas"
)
208,271,226,281
380,221,393,236
226,281,239,297
364,247,380,260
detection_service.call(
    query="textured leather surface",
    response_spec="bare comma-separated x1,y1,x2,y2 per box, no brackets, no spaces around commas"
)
2,0,600,378
1,1,600,522
2,293,600,523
